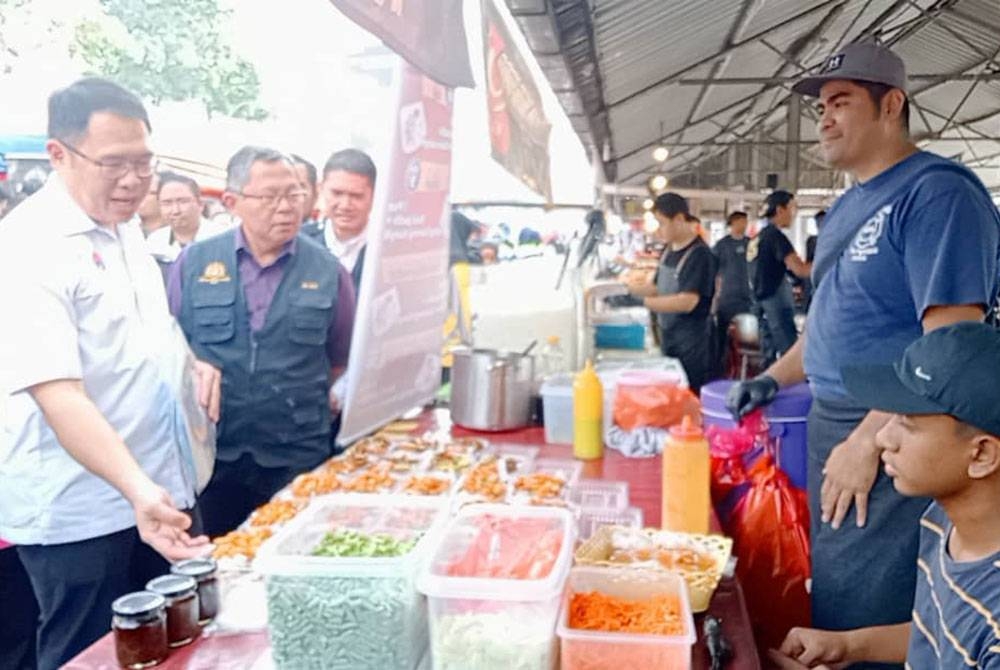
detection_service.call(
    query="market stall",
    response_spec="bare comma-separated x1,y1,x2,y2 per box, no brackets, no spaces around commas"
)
66,408,759,670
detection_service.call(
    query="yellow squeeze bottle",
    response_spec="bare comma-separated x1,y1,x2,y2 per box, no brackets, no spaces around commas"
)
661,415,710,534
572,360,604,460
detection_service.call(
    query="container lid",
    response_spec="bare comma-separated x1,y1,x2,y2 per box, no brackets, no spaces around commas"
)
417,504,575,602
700,380,812,419
616,370,682,388
668,415,703,440
145,575,197,598
540,373,574,395
112,591,166,617
171,557,217,579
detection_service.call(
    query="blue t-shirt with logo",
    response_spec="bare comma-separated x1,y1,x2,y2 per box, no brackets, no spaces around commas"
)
805,151,1000,400
906,503,1000,669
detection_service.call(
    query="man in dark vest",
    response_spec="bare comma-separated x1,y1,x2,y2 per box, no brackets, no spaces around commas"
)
301,148,375,294
168,146,356,536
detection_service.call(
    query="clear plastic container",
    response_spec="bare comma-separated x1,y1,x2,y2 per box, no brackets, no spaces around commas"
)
577,506,644,541
557,567,695,670
530,457,584,487
418,505,576,670
255,494,449,670
540,374,574,444
567,480,630,511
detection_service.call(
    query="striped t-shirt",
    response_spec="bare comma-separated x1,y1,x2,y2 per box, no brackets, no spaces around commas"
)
906,503,1000,669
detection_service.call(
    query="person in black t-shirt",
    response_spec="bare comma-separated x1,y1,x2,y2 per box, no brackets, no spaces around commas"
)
624,192,716,392
747,190,811,362
712,211,752,375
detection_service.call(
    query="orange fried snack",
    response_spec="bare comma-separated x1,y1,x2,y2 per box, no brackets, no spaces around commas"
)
212,527,273,560
568,590,685,635
249,499,302,527
344,467,396,493
402,475,451,496
608,546,716,573
514,473,565,499
462,462,507,501
323,452,370,474
290,471,342,498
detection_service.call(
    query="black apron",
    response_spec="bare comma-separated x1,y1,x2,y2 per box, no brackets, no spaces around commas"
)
656,246,712,392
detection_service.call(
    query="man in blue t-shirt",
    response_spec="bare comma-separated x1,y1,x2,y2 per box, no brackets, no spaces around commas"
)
769,323,1000,669
726,41,1000,655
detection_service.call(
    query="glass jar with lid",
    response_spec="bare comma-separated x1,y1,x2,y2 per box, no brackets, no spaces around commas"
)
112,591,169,669
145,574,200,647
171,557,219,625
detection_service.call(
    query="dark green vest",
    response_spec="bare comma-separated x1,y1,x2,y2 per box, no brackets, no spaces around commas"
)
178,230,340,468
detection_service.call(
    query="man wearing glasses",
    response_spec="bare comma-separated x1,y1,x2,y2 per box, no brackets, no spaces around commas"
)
168,146,356,536
0,77,211,668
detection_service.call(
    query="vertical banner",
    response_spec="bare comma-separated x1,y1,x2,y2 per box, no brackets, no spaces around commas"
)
338,60,454,444
481,0,553,202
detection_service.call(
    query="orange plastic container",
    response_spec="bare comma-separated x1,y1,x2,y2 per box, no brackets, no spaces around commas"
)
661,416,710,534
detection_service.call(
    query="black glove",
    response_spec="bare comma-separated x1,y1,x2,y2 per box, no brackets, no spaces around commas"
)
725,375,779,419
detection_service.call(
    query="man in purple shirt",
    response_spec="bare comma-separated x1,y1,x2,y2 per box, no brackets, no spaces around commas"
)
168,146,356,536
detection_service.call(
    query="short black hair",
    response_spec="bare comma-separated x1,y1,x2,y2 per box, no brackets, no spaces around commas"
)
157,171,200,198
323,149,376,186
653,192,690,219
48,77,151,141
727,211,748,226
290,154,317,188
856,80,910,135
764,190,795,218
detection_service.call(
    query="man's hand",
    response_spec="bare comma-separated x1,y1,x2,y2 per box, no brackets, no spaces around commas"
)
129,481,210,561
820,411,888,529
769,627,851,669
193,360,221,423
328,385,341,415
725,375,779,419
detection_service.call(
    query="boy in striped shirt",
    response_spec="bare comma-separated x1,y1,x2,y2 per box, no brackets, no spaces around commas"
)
770,321,1000,669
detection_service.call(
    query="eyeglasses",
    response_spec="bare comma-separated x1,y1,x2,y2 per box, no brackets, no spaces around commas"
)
59,140,156,180
238,190,309,209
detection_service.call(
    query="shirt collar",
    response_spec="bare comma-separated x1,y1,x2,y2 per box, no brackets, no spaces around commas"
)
43,173,102,238
234,224,298,260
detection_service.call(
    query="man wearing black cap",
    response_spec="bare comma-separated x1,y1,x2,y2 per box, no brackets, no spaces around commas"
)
726,41,1000,645
624,192,716,392
770,322,1000,670
747,190,811,362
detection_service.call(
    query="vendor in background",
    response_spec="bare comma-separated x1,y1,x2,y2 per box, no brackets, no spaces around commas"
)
303,148,376,294
712,211,752,375
291,153,320,226
480,241,499,264
168,146,356,536
624,192,716,392
0,77,211,669
614,217,647,265
146,172,228,283
136,170,163,237
747,190,811,362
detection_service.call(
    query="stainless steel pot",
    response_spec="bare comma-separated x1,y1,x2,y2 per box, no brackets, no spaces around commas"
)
450,348,535,431
730,313,760,347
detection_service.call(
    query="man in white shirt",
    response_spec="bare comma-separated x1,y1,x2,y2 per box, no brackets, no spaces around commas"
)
301,148,376,294
0,78,214,669
146,171,228,283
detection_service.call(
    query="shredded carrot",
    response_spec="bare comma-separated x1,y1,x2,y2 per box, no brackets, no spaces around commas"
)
568,590,685,636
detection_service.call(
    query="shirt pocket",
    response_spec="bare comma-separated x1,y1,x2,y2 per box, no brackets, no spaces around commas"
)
288,292,333,346
191,288,236,344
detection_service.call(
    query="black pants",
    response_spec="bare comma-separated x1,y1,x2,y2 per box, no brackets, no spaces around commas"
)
807,398,929,670
758,282,798,363
660,330,712,394
198,453,319,537
0,548,39,670
16,508,202,670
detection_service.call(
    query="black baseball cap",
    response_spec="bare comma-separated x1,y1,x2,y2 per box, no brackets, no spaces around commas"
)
793,42,907,98
842,322,1000,437
653,192,691,219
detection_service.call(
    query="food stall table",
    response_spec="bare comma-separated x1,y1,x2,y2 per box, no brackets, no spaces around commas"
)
68,408,760,669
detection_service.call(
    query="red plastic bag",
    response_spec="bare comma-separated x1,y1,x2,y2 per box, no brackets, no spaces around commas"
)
706,410,768,526
729,453,811,652
612,381,700,431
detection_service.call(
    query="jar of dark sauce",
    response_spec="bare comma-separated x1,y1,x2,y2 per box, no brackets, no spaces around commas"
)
171,557,219,625
145,574,200,647
112,591,168,668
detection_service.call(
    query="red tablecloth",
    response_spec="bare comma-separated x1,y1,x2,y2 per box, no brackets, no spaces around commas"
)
68,408,760,669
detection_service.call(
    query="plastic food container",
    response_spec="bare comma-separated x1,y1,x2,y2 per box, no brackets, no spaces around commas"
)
567,480,629,511
540,374,574,444
417,504,576,670
530,457,583,488
255,494,449,670
577,506,644,542
557,567,695,670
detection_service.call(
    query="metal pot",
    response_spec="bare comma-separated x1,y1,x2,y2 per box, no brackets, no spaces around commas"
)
450,348,535,431
730,313,760,347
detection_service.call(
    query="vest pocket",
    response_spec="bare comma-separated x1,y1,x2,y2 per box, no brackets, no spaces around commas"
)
193,307,235,343
289,294,333,346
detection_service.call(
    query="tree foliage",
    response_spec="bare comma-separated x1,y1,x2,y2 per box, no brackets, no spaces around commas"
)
72,0,267,120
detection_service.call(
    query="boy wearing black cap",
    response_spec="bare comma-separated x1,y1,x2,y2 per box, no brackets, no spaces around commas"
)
746,189,811,361
770,321,1000,669
624,192,716,391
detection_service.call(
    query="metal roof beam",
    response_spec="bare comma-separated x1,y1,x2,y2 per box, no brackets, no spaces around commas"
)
938,42,1000,136
677,72,1000,85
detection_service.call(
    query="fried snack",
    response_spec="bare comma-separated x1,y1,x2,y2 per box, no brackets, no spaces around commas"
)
607,546,717,573
402,475,451,496
291,471,342,498
462,462,507,501
250,499,303,527
344,467,396,493
212,527,273,560
514,473,565,499
352,436,392,456
323,452,370,475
